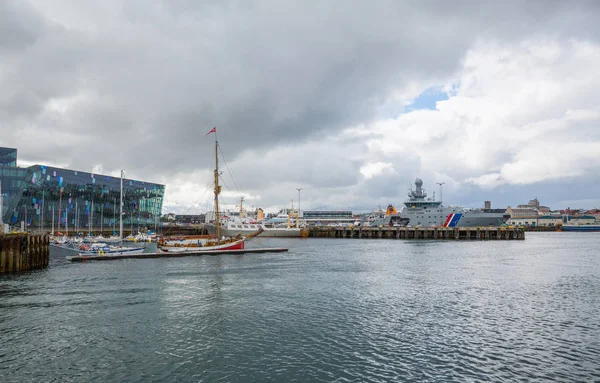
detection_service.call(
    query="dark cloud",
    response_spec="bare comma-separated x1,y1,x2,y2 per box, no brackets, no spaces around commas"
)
1,0,600,212
0,0,47,52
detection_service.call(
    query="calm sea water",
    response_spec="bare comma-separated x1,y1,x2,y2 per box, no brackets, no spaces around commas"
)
1,233,599,382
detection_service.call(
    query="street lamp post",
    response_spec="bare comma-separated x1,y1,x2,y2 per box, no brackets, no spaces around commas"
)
436,182,446,227
436,182,445,203
296,188,302,228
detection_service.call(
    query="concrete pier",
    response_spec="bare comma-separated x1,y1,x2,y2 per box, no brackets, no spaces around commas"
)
0,234,50,273
522,226,557,232
67,247,288,262
309,227,525,240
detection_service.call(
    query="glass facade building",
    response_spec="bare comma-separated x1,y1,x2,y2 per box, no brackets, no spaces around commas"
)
0,147,17,167
0,147,165,233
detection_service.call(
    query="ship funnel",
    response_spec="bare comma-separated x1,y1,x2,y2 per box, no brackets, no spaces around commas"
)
385,204,398,216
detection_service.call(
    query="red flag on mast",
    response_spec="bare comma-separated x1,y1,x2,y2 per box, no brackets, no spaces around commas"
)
205,127,216,136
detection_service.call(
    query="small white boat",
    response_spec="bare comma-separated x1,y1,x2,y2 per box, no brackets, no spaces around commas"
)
82,235,97,243
77,242,145,256
123,234,137,242
135,232,154,242
94,235,122,244
50,235,69,245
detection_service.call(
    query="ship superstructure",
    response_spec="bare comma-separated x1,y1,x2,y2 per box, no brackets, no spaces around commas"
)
369,178,508,228
400,178,507,227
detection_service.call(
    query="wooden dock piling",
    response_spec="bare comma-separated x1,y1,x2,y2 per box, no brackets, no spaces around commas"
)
308,227,525,241
0,234,50,273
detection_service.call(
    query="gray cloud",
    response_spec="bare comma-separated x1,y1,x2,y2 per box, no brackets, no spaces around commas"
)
2,0,600,212
0,1,46,52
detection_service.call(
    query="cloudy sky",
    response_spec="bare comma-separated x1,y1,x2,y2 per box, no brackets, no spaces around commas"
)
2,0,600,214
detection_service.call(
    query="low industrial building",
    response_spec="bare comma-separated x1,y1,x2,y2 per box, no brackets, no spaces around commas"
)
506,207,540,218
175,214,205,224
506,216,540,226
505,206,540,226
537,216,563,227
302,210,356,226
583,209,600,222
568,215,596,225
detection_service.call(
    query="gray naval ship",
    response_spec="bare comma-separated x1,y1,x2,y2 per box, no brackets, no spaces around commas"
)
371,178,508,227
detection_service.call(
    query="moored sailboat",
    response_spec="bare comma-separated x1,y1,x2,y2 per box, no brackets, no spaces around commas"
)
159,127,262,253
77,242,145,256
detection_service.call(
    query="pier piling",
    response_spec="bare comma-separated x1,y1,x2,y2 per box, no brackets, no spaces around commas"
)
308,227,525,241
0,234,50,273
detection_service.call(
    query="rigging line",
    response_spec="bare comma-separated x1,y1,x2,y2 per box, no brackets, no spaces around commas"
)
217,144,243,195
219,174,233,195
218,172,243,206
217,174,249,217
217,174,237,209
161,179,213,236
178,178,213,214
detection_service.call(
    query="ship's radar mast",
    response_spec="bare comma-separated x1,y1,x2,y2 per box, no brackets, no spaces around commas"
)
408,178,427,199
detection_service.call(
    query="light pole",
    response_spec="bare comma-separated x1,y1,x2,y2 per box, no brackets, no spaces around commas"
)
296,188,302,217
296,188,302,228
436,182,445,203
0,181,3,226
436,182,446,227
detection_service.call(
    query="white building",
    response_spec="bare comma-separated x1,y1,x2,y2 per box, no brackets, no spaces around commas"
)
537,216,562,227
506,217,539,226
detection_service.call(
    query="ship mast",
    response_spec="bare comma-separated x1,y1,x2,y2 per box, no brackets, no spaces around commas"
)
214,137,221,240
120,170,124,242
0,181,3,226
239,196,244,218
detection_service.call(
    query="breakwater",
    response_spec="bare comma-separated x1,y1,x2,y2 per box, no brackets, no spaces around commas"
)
0,234,50,273
309,226,525,240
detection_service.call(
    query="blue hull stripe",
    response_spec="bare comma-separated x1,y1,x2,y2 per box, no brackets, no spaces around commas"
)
447,213,462,227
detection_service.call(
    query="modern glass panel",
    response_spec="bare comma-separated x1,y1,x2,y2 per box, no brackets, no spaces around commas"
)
0,152,165,232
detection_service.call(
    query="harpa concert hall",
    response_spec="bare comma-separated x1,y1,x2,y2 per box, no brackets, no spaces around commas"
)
0,147,165,232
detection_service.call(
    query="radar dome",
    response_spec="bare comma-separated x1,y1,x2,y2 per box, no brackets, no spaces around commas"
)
415,178,423,187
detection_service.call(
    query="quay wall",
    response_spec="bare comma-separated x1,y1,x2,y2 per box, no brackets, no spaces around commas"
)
0,234,50,273
309,227,525,240
522,226,558,232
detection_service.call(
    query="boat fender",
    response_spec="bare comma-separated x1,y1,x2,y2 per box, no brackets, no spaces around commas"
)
99,249,104,256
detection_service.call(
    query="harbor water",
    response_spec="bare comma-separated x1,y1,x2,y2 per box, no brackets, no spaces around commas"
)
1,233,599,382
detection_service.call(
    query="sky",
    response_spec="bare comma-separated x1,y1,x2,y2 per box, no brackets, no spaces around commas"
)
2,0,600,214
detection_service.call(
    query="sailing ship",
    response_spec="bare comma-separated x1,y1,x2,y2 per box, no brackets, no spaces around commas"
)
159,127,262,253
